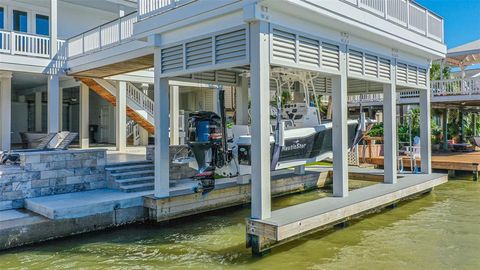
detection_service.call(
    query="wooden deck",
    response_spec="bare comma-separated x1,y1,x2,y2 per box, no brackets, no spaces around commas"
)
370,151,480,174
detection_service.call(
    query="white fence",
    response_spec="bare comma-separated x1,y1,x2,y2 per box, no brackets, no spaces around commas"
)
344,0,443,42
0,30,65,58
138,0,196,20
126,82,155,116
67,12,138,58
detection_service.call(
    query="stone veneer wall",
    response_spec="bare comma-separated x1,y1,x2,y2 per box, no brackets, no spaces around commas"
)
0,149,107,211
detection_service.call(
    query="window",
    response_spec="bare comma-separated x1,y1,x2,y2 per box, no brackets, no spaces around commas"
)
0,7,4,29
36,14,49,35
13,10,28,32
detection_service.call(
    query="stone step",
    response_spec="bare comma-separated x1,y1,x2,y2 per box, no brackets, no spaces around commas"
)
110,169,154,178
115,176,154,186
105,163,154,172
119,183,155,193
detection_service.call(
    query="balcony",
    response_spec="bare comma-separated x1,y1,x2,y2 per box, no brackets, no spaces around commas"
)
137,0,197,20
0,30,66,59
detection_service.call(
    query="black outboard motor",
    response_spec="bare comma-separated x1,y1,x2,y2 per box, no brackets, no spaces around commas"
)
187,111,225,194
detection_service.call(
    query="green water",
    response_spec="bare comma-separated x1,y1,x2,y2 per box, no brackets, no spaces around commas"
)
2,176,480,270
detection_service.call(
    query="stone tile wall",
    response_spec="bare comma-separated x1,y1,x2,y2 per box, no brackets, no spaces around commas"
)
0,149,107,210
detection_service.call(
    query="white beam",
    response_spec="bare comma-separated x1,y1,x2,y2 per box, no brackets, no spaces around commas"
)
50,0,58,58
332,45,348,198
169,85,180,145
250,20,271,220
79,83,89,149
0,71,12,151
236,76,249,125
115,81,127,151
35,91,43,132
420,89,432,174
383,83,397,183
47,75,60,133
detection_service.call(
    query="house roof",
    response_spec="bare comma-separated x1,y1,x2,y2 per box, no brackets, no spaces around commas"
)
445,39,480,67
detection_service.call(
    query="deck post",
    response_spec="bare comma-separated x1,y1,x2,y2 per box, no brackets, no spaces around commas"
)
473,113,477,137
47,74,60,133
442,109,448,151
383,82,397,184
236,75,249,125
0,71,12,151
115,81,127,152
169,85,180,145
249,20,271,220
420,89,432,174
79,83,90,149
49,0,58,59
332,44,348,197
154,43,170,198
35,91,43,132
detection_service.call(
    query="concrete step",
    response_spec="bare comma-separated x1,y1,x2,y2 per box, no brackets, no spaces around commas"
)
110,169,154,178
120,183,155,192
105,163,154,173
115,176,154,186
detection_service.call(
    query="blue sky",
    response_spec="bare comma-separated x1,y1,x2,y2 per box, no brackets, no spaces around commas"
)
416,0,480,49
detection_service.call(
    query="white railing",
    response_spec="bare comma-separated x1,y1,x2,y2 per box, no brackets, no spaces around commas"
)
342,0,443,42
126,82,155,116
67,12,138,58
138,0,196,20
126,120,141,145
0,30,66,59
348,93,384,104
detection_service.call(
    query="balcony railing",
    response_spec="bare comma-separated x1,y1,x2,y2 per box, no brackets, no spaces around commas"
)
0,30,65,59
138,0,196,20
342,0,444,42
67,12,138,58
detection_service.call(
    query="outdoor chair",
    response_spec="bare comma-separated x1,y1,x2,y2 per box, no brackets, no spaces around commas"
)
470,136,480,150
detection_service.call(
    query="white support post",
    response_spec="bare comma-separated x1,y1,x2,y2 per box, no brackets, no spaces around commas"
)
331,45,348,198
50,0,58,58
154,69,170,198
47,75,60,133
0,71,12,151
169,85,180,145
35,91,43,132
116,81,127,152
59,87,63,131
420,89,432,174
79,83,89,149
236,75,249,125
383,83,397,183
250,20,271,220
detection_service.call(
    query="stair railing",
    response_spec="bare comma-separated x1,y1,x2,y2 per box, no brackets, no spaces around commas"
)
126,82,154,117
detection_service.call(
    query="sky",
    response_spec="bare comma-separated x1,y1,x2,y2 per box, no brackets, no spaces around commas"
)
416,0,480,49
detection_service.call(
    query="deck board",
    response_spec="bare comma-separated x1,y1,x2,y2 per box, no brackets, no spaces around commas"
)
371,152,480,171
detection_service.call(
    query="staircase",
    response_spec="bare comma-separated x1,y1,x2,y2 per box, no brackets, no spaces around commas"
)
78,77,155,134
106,161,155,192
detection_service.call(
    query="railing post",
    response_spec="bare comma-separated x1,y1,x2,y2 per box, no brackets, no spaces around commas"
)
406,0,410,29
383,0,388,19
425,10,429,37
10,32,15,55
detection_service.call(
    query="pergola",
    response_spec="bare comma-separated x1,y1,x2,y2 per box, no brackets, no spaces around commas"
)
443,39,480,78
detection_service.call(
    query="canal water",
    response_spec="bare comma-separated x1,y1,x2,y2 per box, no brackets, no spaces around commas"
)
1,176,480,269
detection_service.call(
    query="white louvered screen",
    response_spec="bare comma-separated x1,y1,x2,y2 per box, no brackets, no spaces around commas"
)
364,53,378,77
204,90,215,112
378,57,391,80
397,62,408,84
272,28,296,63
185,38,213,69
216,70,237,85
161,45,184,73
322,42,340,70
348,49,363,75
298,35,320,67
418,68,427,86
407,65,418,84
192,72,216,82
224,87,234,109
215,29,247,64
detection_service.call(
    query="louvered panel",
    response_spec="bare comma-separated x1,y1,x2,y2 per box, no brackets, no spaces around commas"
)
186,37,212,69
204,90,215,112
407,65,418,84
161,45,183,73
312,77,332,93
418,68,427,86
193,72,216,82
348,49,363,75
272,28,296,63
298,35,320,66
321,42,340,70
397,62,408,84
215,29,247,64
378,57,391,80
224,87,234,109
216,70,237,84
364,53,378,77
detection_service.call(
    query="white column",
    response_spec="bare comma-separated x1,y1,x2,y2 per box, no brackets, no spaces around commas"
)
0,71,12,151
383,83,397,183
169,85,180,145
47,75,60,133
79,83,89,149
420,89,432,174
236,75,249,125
116,81,127,151
250,20,271,220
49,0,58,58
154,52,170,198
332,45,348,198
35,91,43,132
59,87,63,131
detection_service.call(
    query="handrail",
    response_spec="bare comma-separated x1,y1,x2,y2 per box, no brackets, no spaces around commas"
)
0,29,66,58
138,0,196,20
126,82,155,117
